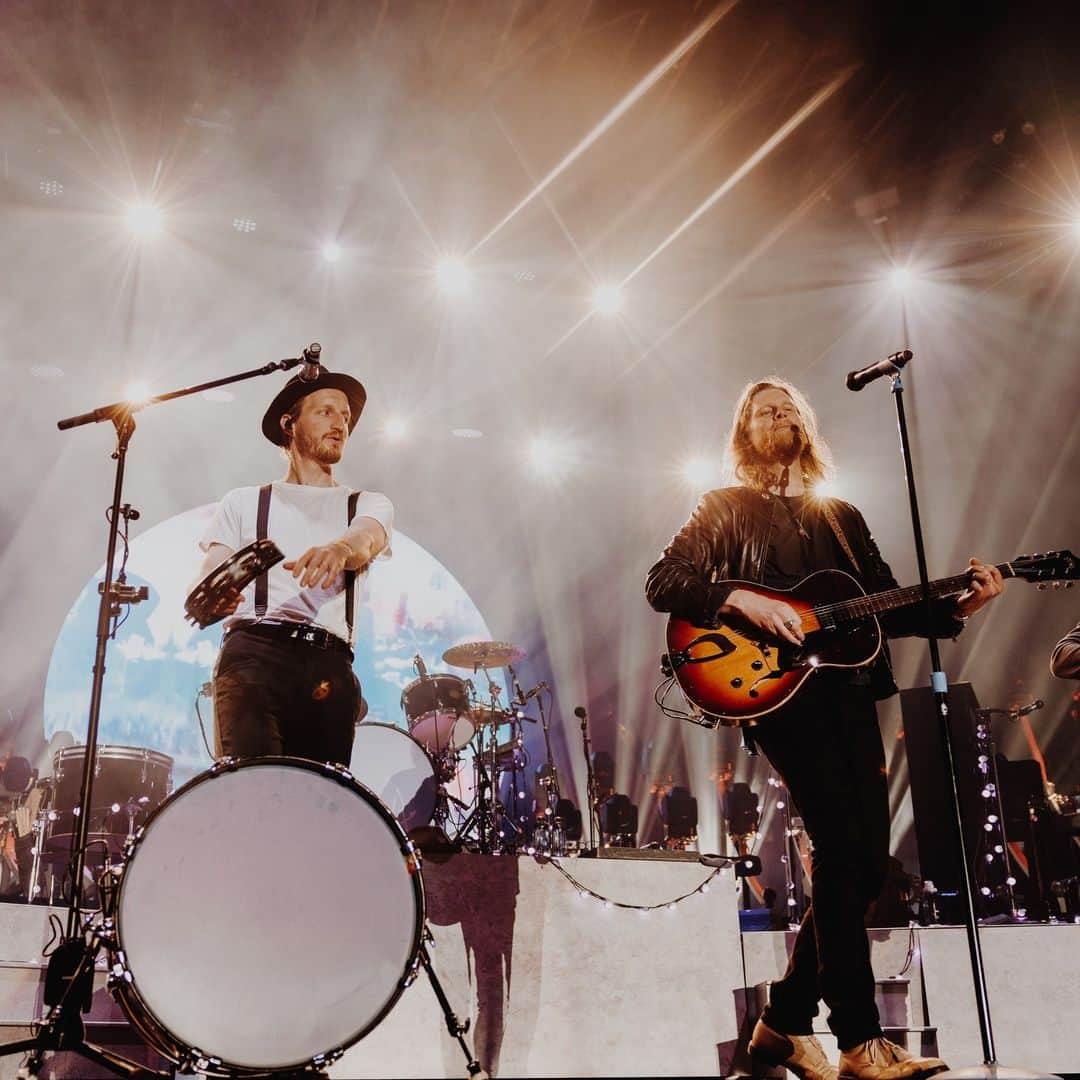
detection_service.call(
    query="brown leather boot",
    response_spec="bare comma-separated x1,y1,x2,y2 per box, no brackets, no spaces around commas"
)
750,1018,839,1080
838,1036,948,1080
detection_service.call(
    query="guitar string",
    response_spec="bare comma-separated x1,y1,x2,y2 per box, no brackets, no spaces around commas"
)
790,565,1009,627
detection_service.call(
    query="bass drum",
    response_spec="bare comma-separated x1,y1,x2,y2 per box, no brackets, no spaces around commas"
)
349,722,438,833
113,758,424,1076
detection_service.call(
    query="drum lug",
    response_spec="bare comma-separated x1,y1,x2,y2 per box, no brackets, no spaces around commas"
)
178,1048,221,1075
209,756,240,775
402,955,421,989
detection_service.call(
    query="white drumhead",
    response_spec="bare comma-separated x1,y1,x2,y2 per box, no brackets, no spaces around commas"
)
349,723,436,833
117,760,422,1071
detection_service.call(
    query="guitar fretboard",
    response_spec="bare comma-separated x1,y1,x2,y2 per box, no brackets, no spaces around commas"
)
812,563,1013,624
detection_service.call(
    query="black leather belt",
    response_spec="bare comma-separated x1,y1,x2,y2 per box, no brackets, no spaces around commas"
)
228,619,353,659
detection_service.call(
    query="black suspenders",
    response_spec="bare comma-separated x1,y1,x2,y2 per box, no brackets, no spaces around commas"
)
253,484,362,643
344,491,360,643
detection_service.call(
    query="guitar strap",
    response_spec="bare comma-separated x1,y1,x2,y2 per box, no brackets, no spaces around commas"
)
819,500,862,577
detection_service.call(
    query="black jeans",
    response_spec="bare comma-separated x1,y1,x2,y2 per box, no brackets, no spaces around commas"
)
212,627,359,767
751,679,889,1051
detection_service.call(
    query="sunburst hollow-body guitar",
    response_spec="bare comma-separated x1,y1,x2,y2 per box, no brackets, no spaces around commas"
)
664,551,1077,726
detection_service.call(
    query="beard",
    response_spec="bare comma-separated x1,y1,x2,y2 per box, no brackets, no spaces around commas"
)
749,422,804,466
294,427,344,464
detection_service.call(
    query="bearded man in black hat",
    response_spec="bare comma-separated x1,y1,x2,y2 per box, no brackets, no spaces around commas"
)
193,367,390,766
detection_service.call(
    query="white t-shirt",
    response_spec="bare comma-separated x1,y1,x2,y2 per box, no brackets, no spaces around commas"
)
199,481,393,645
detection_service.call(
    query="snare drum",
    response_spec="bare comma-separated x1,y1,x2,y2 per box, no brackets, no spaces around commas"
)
112,757,424,1076
46,745,173,858
401,673,474,753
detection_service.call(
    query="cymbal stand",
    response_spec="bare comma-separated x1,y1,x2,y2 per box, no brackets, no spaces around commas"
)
458,667,504,854
530,686,566,856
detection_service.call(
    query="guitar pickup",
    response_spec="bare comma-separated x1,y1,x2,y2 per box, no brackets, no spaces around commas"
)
669,632,737,669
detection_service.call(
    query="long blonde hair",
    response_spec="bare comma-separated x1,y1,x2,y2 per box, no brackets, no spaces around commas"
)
725,376,834,491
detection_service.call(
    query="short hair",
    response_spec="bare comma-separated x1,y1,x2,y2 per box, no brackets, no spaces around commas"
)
724,376,834,491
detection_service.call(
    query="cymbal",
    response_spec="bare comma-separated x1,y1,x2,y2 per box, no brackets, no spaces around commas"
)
442,640,525,670
465,706,512,728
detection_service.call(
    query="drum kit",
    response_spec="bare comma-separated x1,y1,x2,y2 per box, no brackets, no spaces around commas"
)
350,638,562,857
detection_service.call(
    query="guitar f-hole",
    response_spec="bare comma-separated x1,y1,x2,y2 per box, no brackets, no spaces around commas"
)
669,632,737,670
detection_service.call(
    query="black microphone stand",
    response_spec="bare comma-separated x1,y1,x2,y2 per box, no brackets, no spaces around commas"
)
877,361,1052,1080
0,351,315,1080
577,707,599,855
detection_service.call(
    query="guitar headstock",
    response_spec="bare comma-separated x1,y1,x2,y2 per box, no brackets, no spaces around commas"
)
1008,550,1079,586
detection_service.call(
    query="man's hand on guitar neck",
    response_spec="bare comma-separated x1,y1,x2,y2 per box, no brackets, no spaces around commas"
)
721,589,806,646
954,557,1004,619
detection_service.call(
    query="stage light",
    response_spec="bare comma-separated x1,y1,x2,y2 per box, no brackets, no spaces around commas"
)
887,265,915,292
1070,215,1080,241
382,416,408,442
124,381,151,405
232,217,257,233
321,241,342,263
126,201,162,236
39,179,63,197
436,256,470,296
681,456,717,489
526,434,574,483
592,283,623,314
451,427,483,440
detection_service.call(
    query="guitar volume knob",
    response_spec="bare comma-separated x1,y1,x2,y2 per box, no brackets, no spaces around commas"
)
730,677,743,688
751,660,764,671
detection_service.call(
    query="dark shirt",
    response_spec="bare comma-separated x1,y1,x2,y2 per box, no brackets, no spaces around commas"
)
763,494,847,589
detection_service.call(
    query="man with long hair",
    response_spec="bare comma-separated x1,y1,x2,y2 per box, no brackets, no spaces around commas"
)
646,377,1003,1080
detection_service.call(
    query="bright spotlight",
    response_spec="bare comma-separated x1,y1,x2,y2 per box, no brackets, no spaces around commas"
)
887,265,915,292
681,456,716,489
382,416,408,442
321,241,342,263
435,256,470,296
527,434,574,483
124,381,151,405
126,201,162,236
592,283,623,314
1070,215,1080,241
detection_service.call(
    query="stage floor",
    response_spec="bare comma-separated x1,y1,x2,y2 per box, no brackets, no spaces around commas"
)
0,853,1077,1077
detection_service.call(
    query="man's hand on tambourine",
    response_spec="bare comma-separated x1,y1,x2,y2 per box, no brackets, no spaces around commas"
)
206,588,243,620
284,540,356,589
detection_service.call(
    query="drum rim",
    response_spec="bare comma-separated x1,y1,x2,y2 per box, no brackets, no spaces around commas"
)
112,754,427,1076
400,671,468,702
53,744,175,767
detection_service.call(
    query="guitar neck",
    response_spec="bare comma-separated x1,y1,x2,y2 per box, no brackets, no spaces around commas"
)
820,562,1014,624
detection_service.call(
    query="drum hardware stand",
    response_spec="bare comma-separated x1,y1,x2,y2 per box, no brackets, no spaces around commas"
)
414,930,484,1078
576,705,599,855
529,688,566,856
0,348,321,1080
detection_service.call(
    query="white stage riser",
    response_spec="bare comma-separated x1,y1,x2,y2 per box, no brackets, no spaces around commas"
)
0,857,1076,1077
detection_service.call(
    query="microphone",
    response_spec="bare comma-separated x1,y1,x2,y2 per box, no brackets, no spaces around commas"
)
845,349,912,392
413,654,428,678
574,705,588,730
298,342,322,383
1010,699,1044,718
514,678,548,704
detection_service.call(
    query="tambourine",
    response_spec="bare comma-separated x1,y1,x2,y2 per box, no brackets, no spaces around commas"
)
185,539,285,629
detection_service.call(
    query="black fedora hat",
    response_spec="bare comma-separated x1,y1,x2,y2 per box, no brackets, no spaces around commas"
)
261,368,367,446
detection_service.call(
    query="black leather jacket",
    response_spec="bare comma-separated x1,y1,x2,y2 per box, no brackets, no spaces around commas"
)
1050,621,1080,679
645,486,964,701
